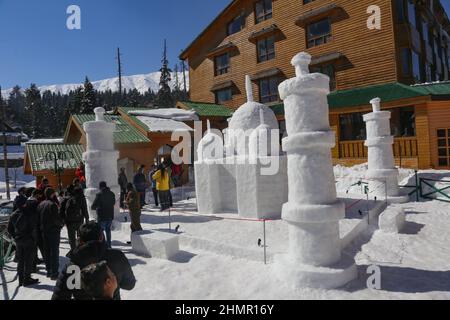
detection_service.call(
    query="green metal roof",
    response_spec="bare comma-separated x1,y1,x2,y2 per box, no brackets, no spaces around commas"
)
411,81,450,96
327,82,427,109
26,143,84,172
265,82,450,115
72,114,150,144
180,101,234,117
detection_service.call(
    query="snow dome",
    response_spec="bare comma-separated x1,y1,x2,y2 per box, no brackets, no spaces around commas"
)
228,75,279,156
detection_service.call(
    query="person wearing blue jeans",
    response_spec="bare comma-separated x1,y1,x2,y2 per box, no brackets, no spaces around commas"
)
91,181,116,248
98,220,113,248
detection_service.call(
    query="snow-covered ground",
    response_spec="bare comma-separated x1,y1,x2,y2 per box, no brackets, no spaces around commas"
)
1,165,450,300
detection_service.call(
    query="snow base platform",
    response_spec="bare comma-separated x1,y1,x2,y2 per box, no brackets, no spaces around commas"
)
273,253,358,289
131,230,180,260
379,205,406,234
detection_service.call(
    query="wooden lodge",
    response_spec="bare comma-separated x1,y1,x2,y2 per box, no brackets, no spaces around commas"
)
179,0,450,169
23,105,232,188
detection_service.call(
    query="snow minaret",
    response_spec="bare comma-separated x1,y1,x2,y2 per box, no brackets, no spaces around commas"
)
83,107,120,219
274,52,356,289
364,98,408,203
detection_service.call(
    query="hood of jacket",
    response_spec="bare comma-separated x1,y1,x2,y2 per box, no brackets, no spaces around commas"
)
68,240,108,269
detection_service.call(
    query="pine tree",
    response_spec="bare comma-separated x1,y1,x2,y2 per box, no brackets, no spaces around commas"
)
24,84,43,138
8,86,26,117
156,40,174,108
81,77,97,113
126,89,141,108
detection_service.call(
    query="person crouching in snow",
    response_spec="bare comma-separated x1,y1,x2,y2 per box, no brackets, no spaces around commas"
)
152,164,171,211
125,183,143,242
81,261,118,300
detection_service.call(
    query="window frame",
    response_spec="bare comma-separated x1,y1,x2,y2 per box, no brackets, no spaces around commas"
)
306,18,332,48
227,14,245,36
215,87,233,104
437,128,450,167
259,76,280,104
214,53,230,76
255,0,273,24
257,36,276,63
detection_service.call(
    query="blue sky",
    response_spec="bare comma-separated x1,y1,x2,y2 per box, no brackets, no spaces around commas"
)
0,0,229,89
0,0,450,89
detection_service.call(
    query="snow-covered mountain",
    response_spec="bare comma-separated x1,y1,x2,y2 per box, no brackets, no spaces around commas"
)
2,71,189,99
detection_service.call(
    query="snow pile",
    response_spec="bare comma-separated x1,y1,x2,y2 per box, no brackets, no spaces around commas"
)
129,109,199,121
26,138,64,144
136,117,193,132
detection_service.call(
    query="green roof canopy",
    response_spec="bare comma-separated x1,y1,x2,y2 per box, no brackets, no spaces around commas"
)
26,143,84,173
179,101,233,117
262,82,450,116
73,114,150,144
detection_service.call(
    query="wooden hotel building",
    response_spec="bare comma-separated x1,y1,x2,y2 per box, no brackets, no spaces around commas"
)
179,0,450,169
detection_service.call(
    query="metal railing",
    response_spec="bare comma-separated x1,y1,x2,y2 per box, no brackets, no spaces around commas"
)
338,137,418,159
0,226,15,269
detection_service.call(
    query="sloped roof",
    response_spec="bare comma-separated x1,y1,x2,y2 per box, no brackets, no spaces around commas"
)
72,114,150,144
25,143,84,173
412,81,450,96
327,82,428,109
178,101,234,117
259,82,450,116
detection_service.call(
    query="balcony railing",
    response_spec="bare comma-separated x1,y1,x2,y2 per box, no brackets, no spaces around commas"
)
338,137,418,159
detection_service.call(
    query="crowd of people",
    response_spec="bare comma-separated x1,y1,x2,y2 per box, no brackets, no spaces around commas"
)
119,159,184,213
5,159,183,299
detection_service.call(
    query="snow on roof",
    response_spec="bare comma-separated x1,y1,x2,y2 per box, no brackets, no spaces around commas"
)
26,138,64,144
135,116,193,133
129,109,199,122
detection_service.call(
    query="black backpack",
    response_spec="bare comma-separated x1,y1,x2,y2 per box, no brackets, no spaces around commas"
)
65,197,83,222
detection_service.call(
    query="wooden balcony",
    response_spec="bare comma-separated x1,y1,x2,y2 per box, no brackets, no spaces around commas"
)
338,137,418,159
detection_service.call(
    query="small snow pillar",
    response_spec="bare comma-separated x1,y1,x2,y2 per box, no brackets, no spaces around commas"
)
274,52,356,289
364,98,407,203
83,107,120,219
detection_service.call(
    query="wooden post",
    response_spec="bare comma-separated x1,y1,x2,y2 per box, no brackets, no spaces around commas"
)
263,220,267,265
117,48,123,102
0,86,11,200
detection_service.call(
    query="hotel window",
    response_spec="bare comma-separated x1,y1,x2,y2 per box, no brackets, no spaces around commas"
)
407,0,417,29
401,48,421,81
214,53,230,76
437,129,450,167
303,0,315,4
227,15,245,35
255,0,272,24
395,0,406,23
257,36,275,62
215,88,232,104
412,51,421,83
311,64,336,91
306,18,332,48
389,106,415,137
421,17,429,44
339,112,366,141
259,77,279,103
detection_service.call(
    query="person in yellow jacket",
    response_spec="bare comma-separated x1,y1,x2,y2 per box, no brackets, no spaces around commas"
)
152,164,171,211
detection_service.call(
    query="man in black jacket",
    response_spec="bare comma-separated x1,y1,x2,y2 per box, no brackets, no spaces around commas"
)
91,181,116,248
51,221,136,300
37,188,63,279
61,186,89,250
7,199,40,286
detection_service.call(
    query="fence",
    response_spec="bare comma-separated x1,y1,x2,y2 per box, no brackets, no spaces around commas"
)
0,226,15,269
419,177,450,203
339,137,418,159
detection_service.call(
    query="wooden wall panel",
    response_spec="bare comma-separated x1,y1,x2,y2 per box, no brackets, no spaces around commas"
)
415,103,432,169
185,0,398,110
